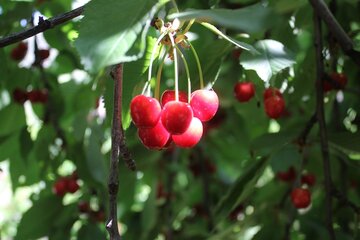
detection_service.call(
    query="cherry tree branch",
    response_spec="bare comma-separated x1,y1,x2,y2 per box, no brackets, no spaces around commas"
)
309,0,360,67
313,11,336,240
0,6,84,48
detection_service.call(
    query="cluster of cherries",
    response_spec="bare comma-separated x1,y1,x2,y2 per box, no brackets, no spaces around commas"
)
130,89,219,149
10,41,50,63
234,82,285,119
276,167,315,209
78,201,106,222
323,72,347,92
53,172,80,197
12,88,48,104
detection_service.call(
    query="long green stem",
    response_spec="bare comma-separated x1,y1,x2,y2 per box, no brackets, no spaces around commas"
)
168,33,179,101
175,45,191,103
187,40,204,89
142,31,168,95
171,0,179,12
155,48,167,100
182,19,195,34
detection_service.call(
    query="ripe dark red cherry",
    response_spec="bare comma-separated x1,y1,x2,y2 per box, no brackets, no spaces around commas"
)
66,178,80,193
263,87,282,100
276,167,296,182
234,82,255,102
53,179,67,196
264,96,285,119
190,89,219,122
130,95,161,128
138,120,171,150
78,201,91,213
161,89,187,106
161,101,193,134
172,117,203,148
301,173,316,186
12,88,28,104
291,188,311,209
38,49,50,61
10,42,28,61
330,72,347,90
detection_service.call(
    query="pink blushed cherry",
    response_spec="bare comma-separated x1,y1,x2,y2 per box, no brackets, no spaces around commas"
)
190,89,219,122
172,117,203,148
138,120,171,150
130,95,161,128
161,101,193,135
161,90,188,107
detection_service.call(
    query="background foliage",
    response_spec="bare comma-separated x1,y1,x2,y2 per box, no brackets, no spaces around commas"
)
0,0,360,239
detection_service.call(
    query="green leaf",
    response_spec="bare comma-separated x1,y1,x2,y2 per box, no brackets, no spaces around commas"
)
200,22,257,53
213,157,268,224
251,131,296,156
328,131,360,155
269,144,301,172
77,222,106,239
75,0,160,72
0,104,26,137
241,39,295,82
169,3,279,34
15,195,63,240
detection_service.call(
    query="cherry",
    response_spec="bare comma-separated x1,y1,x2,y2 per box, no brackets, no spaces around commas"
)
161,89,187,106
330,72,347,90
291,188,311,209
172,117,203,148
138,120,171,150
264,95,285,119
301,173,316,187
161,101,193,134
190,89,219,122
263,87,282,100
38,49,50,61
53,178,67,197
12,88,28,104
10,42,28,61
78,201,91,213
234,82,255,102
27,89,48,103
323,80,333,92
66,178,80,193
276,167,296,182
130,95,161,128
91,210,106,222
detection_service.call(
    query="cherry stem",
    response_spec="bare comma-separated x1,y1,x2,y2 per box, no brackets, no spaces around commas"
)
187,40,204,89
142,31,168,95
168,33,179,101
155,48,167,100
175,45,191,103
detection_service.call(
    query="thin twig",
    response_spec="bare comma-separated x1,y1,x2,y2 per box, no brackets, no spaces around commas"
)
313,11,336,240
309,0,360,67
0,6,84,48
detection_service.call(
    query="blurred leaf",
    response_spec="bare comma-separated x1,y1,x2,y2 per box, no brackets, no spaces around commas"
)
169,3,279,34
269,144,301,172
0,104,26,137
75,0,159,72
328,131,360,155
77,222,106,239
251,131,296,156
241,39,295,82
15,195,63,240
213,157,267,223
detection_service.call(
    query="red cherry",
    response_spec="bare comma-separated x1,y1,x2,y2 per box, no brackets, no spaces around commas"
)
66,178,79,193
160,90,187,107
161,101,193,134
138,120,170,150
330,72,347,90
53,179,67,197
12,88,28,104
190,89,219,122
323,80,333,92
37,89,49,103
172,117,203,148
264,96,285,119
78,201,91,213
301,173,316,186
276,167,296,182
234,82,255,102
38,49,50,61
291,188,311,209
263,87,282,100
10,42,28,61
130,95,161,128
91,210,106,222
